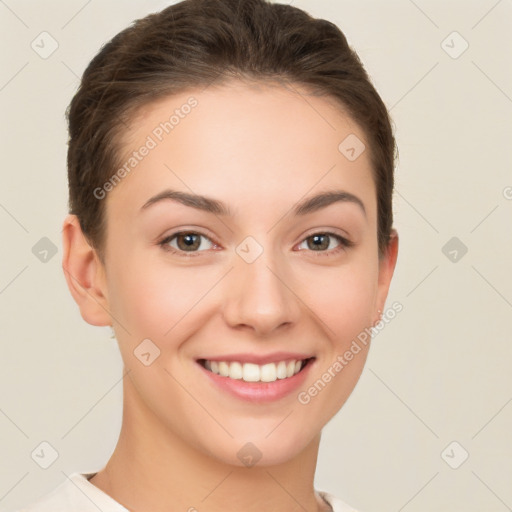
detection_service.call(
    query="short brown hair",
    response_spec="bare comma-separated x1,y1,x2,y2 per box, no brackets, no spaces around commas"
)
66,0,396,261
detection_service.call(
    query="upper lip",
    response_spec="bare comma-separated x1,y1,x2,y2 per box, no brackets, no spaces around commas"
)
197,352,314,365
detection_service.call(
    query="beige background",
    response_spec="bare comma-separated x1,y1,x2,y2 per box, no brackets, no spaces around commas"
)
1,1,511,511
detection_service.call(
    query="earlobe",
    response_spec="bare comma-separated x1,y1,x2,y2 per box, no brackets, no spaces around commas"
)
61,214,112,327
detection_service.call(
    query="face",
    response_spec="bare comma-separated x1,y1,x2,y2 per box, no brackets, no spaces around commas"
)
98,79,395,466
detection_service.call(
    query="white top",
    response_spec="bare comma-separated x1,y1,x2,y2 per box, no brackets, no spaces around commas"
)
15,471,360,512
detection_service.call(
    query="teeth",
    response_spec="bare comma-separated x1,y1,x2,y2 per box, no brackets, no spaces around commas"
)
229,361,243,380
243,363,260,382
276,361,287,379
260,363,276,382
218,361,230,377
202,358,307,383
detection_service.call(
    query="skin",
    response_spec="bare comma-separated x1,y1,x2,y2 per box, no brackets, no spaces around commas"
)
62,79,398,512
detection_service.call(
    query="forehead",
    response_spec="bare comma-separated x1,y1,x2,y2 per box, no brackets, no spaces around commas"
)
107,79,376,223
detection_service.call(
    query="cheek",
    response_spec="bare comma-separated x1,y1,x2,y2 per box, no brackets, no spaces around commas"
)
295,262,378,425
107,253,221,343
299,258,379,343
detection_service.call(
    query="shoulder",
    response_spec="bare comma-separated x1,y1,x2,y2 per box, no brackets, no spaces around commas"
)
13,472,128,512
317,489,362,512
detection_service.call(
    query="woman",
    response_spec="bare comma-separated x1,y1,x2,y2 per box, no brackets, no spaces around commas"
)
19,0,398,510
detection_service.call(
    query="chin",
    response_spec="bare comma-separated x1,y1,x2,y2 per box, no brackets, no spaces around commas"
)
194,426,318,468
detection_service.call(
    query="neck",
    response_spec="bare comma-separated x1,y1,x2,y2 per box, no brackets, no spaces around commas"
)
89,373,330,512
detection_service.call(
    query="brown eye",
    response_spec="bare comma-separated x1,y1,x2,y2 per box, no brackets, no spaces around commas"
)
176,233,201,251
297,232,353,256
160,231,215,254
307,234,331,251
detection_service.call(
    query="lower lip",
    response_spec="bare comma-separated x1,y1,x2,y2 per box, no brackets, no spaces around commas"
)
197,360,314,403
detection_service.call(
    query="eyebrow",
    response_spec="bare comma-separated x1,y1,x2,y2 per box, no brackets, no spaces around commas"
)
140,189,366,218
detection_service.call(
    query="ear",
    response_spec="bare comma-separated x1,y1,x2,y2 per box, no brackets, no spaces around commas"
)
373,229,399,323
61,214,112,327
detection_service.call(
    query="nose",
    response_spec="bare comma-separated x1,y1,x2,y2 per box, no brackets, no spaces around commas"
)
222,248,302,337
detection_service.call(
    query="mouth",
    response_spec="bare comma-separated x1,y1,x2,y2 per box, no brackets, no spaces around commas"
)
197,357,315,383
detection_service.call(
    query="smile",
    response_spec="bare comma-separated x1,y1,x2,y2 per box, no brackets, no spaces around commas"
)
199,358,313,383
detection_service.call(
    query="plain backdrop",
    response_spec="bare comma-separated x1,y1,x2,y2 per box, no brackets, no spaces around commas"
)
1,1,511,511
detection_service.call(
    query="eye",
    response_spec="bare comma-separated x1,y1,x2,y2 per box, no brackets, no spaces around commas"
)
158,230,354,258
159,231,216,256
296,232,354,256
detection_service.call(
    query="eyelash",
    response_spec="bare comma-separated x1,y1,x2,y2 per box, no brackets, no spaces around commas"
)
158,230,354,258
